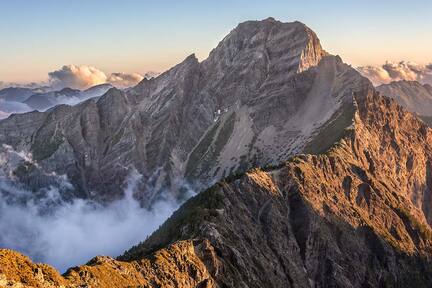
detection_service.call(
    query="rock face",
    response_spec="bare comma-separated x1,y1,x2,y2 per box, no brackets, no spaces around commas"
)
0,18,368,204
377,80,432,124
2,84,432,287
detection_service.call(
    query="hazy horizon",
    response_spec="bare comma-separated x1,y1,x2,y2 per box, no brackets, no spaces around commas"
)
1,0,431,85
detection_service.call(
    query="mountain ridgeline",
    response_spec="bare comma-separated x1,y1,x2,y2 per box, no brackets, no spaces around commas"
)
1,18,432,287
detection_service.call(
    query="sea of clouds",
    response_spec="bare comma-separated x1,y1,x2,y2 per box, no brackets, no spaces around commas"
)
0,145,188,272
357,61,432,86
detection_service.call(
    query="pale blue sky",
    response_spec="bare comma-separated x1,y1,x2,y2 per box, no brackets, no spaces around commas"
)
1,0,431,82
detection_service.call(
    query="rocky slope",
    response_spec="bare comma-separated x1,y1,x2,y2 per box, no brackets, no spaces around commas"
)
2,81,432,287
377,80,432,125
0,18,368,204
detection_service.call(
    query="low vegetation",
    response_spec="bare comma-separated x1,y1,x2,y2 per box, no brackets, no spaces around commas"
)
121,184,225,260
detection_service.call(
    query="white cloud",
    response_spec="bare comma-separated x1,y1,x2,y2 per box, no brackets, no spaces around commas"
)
357,61,432,86
48,65,147,90
107,72,144,88
49,65,108,90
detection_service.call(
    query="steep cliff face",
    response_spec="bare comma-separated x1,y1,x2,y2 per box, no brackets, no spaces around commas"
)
0,18,346,204
2,84,432,287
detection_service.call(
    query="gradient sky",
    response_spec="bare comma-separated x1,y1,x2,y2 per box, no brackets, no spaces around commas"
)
1,0,431,83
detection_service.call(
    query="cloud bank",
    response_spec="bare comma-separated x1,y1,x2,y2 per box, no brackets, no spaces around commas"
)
48,65,108,90
0,145,190,272
49,65,144,90
357,61,432,86
0,177,179,272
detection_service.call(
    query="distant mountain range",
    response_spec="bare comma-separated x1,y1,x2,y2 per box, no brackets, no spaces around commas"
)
0,84,113,118
377,80,432,125
1,18,432,287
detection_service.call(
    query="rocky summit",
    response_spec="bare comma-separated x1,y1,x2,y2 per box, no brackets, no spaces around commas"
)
1,18,432,287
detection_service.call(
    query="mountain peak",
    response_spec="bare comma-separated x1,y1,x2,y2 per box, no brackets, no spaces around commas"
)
203,18,326,80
